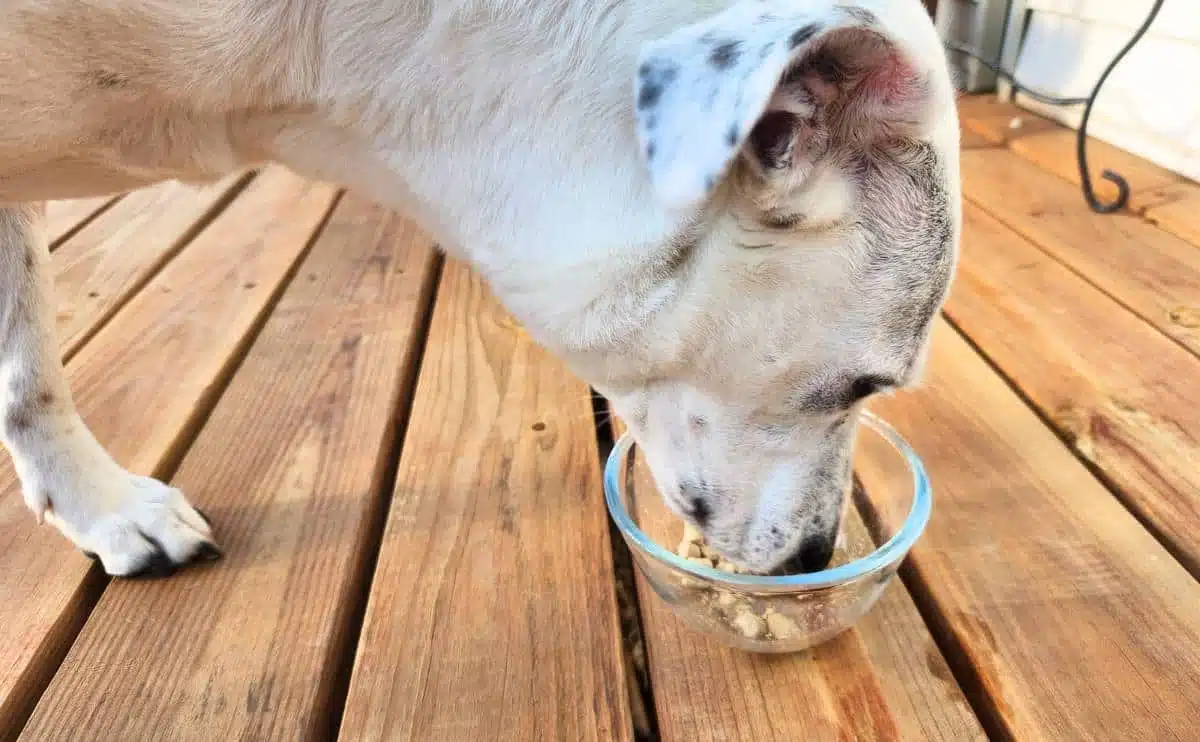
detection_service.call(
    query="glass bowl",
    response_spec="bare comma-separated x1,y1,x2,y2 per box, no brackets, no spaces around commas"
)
603,411,930,653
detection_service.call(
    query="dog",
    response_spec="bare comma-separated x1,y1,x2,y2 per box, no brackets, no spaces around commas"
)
0,0,959,578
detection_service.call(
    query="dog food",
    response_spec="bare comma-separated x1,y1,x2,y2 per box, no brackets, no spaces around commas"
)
673,523,866,643
674,525,804,640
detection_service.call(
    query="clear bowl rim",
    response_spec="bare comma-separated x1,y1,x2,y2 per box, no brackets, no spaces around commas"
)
602,410,931,590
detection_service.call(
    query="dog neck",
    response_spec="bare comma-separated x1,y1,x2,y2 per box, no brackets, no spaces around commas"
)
283,0,731,353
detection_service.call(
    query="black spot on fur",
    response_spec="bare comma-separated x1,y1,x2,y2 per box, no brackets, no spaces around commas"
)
637,63,677,110
789,23,821,49
92,70,129,89
692,497,712,528
646,141,656,160
841,6,879,26
726,124,739,147
23,251,33,270
37,390,54,406
710,40,742,69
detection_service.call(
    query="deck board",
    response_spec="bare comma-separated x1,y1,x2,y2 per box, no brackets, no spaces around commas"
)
18,194,439,742
336,262,633,742
957,95,1200,246
946,201,1200,575
1,94,1199,740
960,148,1200,358
0,168,337,740
858,320,1200,740
45,196,119,247
52,174,249,357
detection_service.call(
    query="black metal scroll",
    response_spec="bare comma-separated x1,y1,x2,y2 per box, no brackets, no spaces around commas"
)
944,0,1166,213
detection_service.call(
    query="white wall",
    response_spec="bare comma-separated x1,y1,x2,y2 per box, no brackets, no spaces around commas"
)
1008,0,1200,181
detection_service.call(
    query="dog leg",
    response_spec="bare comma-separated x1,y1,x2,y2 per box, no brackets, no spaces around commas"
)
0,204,218,576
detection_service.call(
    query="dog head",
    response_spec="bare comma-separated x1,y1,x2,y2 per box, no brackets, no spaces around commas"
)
550,0,960,574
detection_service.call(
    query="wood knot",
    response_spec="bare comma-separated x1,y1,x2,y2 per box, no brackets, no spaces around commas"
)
1169,306,1200,329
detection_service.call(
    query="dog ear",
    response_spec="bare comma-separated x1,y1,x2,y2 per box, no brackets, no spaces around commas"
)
634,1,942,210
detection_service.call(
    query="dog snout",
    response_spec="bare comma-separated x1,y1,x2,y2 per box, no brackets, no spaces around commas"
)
780,532,837,574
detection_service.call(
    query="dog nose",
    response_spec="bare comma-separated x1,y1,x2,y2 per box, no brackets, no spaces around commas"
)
781,534,836,574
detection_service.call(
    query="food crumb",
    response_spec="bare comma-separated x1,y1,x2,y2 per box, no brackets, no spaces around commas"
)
731,606,766,638
715,590,739,610
764,608,798,639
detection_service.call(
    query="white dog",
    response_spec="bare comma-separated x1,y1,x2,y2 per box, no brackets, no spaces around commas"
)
0,0,960,577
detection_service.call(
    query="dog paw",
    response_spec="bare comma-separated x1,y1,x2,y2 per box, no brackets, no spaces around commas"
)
45,472,221,578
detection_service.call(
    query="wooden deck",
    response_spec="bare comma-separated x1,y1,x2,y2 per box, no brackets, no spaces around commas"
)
2,94,1200,741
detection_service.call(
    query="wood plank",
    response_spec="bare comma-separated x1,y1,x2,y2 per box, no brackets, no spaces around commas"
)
957,97,1185,210
857,320,1200,740
616,419,985,742
957,96,1200,243
960,147,1200,357
0,168,338,741
337,261,633,742
45,197,119,247
1138,183,1200,247
53,174,249,357
946,201,1200,575
19,195,439,741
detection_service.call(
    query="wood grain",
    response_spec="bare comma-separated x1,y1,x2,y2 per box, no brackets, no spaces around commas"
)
960,147,1200,357
45,196,119,247
337,261,633,742
858,319,1200,740
956,95,1200,244
956,97,1184,209
18,195,439,742
53,174,249,356
0,168,337,741
611,422,985,742
946,201,1200,575
1138,183,1200,247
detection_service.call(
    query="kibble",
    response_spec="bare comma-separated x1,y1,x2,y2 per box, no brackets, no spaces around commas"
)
731,606,766,639
674,526,802,642
764,608,799,639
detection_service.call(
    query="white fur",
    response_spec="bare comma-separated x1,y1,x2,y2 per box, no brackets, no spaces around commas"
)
0,0,961,575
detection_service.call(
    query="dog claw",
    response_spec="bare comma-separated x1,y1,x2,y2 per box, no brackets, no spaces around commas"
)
195,542,223,562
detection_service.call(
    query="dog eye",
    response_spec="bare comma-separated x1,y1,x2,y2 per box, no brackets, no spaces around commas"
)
762,212,803,230
849,375,893,403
